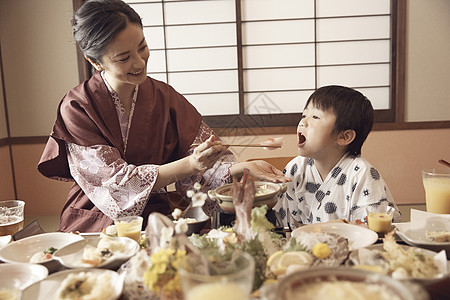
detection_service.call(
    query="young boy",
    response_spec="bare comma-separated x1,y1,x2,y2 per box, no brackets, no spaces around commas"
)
274,85,401,228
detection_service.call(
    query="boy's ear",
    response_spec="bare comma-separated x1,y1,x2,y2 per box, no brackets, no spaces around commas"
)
85,57,103,71
336,129,356,146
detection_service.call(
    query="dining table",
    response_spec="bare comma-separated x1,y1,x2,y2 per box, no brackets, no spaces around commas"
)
2,217,449,300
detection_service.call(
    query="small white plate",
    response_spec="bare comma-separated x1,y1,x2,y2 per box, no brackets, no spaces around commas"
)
21,268,124,300
346,244,448,285
394,223,450,254
0,263,48,291
53,236,140,270
0,232,84,273
291,222,378,250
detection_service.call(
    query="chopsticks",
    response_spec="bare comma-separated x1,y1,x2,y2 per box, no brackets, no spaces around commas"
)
438,159,450,169
191,143,281,148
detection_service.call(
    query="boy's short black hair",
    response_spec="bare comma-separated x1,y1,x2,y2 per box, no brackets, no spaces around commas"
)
304,85,374,156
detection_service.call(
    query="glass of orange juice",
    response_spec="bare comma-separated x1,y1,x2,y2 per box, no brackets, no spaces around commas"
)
114,215,143,243
0,200,25,236
422,169,450,214
179,251,255,300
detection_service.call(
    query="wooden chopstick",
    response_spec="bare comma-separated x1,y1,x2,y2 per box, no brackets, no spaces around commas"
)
438,159,450,168
191,143,281,148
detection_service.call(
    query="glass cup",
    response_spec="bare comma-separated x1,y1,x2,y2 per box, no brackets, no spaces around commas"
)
422,169,450,214
179,251,255,300
114,215,143,243
365,205,394,234
0,200,25,236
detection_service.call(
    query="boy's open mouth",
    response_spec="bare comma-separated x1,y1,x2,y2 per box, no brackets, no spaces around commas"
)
298,132,306,145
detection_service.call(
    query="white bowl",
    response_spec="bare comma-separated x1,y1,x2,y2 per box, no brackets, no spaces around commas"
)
276,267,429,300
0,263,48,291
291,222,378,250
21,268,124,300
208,181,287,213
0,232,84,273
53,236,140,270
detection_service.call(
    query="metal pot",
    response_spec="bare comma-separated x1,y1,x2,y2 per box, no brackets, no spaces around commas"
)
208,181,287,213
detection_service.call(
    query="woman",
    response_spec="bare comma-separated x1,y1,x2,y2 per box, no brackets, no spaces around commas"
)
38,0,288,232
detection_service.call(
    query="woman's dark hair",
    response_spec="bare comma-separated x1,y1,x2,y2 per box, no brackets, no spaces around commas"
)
304,85,374,156
72,0,142,64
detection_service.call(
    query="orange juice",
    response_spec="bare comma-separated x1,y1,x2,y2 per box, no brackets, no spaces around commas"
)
423,176,450,214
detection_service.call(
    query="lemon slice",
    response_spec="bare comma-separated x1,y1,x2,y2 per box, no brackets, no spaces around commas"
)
277,251,313,269
267,250,284,267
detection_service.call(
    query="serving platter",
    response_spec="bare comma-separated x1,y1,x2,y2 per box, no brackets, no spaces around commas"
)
21,268,124,300
291,222,378,250
53,236,140,270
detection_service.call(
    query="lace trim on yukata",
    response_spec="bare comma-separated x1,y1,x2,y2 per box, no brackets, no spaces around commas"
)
175,121,237,216
101,71,138,153
66,142,159,219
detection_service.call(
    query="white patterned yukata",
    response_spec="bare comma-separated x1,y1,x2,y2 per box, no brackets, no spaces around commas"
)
273,153,401,228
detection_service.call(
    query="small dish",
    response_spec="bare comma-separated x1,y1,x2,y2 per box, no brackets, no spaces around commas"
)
208,181,287,213
0,232,84,273
394,209,450,255
346,244,448,285
53,236,140,270
0,263,48,292
291,222,378,250
170,206,210,236
21,268,124,300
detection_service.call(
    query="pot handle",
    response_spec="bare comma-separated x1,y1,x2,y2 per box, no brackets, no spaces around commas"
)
207,190,222,204
277,183,287,194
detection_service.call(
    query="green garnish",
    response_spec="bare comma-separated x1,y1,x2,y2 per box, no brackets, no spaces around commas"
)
43,247,57,254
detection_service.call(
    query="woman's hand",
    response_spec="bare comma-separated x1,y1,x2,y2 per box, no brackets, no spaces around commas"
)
189,135,229,171
231,160,292,183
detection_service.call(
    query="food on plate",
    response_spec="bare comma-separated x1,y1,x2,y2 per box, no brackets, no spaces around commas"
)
266,231,349,278
351,231,440,279
312,243,331,259
367,212,392,233
82,236,127,266
0,288,19,300
283,279,402,300
29,246,58,263
290,231,349,267
255,184,271,196
267,250,313,276
56,271,114,300
425,230,450,243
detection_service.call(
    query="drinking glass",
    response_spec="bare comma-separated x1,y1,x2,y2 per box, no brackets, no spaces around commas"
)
365,204,394,233
179,251,255,300
0,200,25,236
422,169,450,214
114,215,143,242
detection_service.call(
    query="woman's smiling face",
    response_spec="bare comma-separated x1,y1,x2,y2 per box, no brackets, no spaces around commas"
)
297,103,339,160
100,23,149,91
